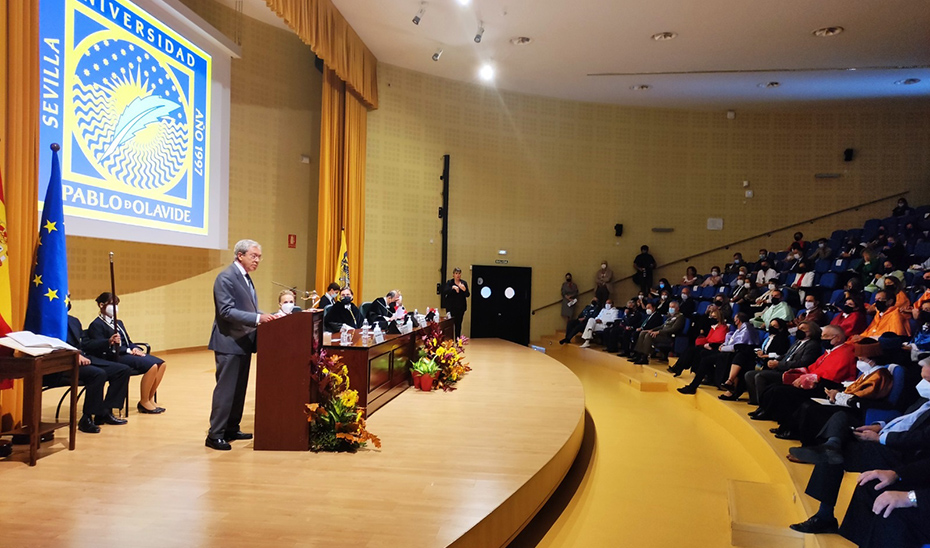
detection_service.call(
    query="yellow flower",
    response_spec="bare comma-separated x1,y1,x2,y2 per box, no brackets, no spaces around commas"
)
339,390,359,409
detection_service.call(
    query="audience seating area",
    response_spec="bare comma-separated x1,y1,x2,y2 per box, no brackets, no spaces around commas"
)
553,200,930,548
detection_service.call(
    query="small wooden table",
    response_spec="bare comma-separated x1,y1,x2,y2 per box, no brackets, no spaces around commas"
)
0,351,80,466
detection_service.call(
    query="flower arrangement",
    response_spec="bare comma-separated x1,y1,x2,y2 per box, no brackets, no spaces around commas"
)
419,322,470,391
410,356,440,376
305,351,381,452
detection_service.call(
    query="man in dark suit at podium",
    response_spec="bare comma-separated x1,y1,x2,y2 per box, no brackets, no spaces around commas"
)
206,239,276,451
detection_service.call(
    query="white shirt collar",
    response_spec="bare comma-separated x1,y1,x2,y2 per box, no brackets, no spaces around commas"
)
233,260,247,277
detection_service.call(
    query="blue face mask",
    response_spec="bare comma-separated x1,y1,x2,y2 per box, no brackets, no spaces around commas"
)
659,283,666,289
668,307,677,315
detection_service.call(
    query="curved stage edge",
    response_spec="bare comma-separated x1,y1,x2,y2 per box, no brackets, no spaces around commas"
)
0,338,585,548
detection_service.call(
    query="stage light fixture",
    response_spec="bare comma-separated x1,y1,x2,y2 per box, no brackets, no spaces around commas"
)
432,48,443,61
474,23,484,43
412,4,425,25
479,63,494,81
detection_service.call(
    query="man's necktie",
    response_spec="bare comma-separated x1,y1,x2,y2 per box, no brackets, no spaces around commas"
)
245,273,257,305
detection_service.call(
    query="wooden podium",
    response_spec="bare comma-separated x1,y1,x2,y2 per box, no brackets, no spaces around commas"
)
253,310,323,451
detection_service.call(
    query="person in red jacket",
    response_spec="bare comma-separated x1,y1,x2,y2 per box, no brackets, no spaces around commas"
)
749,325,858,429
830,295,868,338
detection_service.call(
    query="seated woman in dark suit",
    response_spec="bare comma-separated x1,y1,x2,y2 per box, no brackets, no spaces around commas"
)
85,292,167,414
719,318,791,400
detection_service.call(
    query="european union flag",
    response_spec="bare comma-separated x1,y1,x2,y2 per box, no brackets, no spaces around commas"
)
24,144,69,340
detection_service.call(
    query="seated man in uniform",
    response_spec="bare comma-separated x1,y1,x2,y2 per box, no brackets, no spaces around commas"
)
368,289,402,328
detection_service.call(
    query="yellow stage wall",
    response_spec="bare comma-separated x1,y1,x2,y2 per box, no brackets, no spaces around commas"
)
65,0,322,351
363,63,930,341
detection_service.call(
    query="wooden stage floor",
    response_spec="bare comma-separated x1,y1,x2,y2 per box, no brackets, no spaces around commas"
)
0,339,584,548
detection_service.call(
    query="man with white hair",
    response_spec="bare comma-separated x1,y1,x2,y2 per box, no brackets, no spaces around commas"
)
206,239,277,451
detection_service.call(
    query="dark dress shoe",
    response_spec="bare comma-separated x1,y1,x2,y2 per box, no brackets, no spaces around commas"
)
559,339,567,345
78,416,101,434
750,412,775,421
205,437,231,451
0,440,11,459
677,385,697,395
225,431,253,441
769,427,780,434
789,515,838,534
748,410,763,418
718,392,739,401
95,412,128,426
774,428,799,441
788,444,844,465
137,402,164,414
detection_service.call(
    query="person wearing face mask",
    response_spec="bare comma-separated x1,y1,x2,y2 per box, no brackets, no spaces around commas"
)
788,232,808,255
620,302,664,358
750,325,857,423
561,273,579,326
318,282,342,310
744,321,823,406
678,286,696,319
786,356,930,536
701,267,722,288
678,312,759,394
630,299,685,364
650,278,672,301
603,300,643,354
725,253,745,275
561,298,602,345
910,271,930,312
792,294,826,327
728,277,752,310
594,261,613,305
905,302,930,361
668,308,728,377
274,289,298,317
753,249,772,271
86,292,167,415
325,287,364,333
858,290,910,340
883,237,908,270
865,260,905,293
43,296,131,434
443,267,470,338
892,197,914,218
808,239,833,262
720,318,793,401
830,296,868,338
750,289,794,329
785,243,805,272
580,299,619,348
632,245,656,295
654,289,673,315
788,337,896,446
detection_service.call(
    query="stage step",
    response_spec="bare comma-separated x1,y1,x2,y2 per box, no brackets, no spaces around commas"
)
728,480,804,548
540,335,667,392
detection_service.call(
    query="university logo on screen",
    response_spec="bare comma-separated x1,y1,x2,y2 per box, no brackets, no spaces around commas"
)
40,0,212,235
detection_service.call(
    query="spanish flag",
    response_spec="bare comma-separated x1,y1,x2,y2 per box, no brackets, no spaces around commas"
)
335,229,350,289
0,168,11,389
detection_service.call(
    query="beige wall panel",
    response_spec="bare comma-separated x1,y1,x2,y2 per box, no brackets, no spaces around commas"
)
66,0,322,350
365,63,930,341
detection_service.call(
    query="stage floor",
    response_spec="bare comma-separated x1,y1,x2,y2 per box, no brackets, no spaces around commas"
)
0,339,584,548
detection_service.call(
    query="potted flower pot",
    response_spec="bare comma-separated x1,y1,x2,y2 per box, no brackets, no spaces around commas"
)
411,371,422,387
419,372,434,391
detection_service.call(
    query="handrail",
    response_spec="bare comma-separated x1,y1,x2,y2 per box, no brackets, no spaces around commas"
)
531,190,910,315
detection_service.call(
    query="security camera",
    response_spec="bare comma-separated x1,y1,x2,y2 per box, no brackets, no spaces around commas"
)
432,48,442,61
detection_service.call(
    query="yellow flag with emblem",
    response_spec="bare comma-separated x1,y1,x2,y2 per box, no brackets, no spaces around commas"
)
335,229,350,289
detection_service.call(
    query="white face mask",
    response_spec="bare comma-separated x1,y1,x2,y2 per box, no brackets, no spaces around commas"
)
805,301,815,310
856,360,873,374
768,284,776,291
917,378,930,400
604,304,613,310
681,293,689,300
601,264,607,269
711,271,719,276
281,302,295,314
743,282,751,288
104,304,118,317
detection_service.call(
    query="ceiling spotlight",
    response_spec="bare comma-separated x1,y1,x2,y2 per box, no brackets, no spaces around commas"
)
758,81,781,88
812,26,844,37
412,4,425,25
510,36,532,46
630,84,651,91
432,48,443,62
651,32,677,41
475,23,485,43
456,0,470,5
479,63,494,81
895,78,921,85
